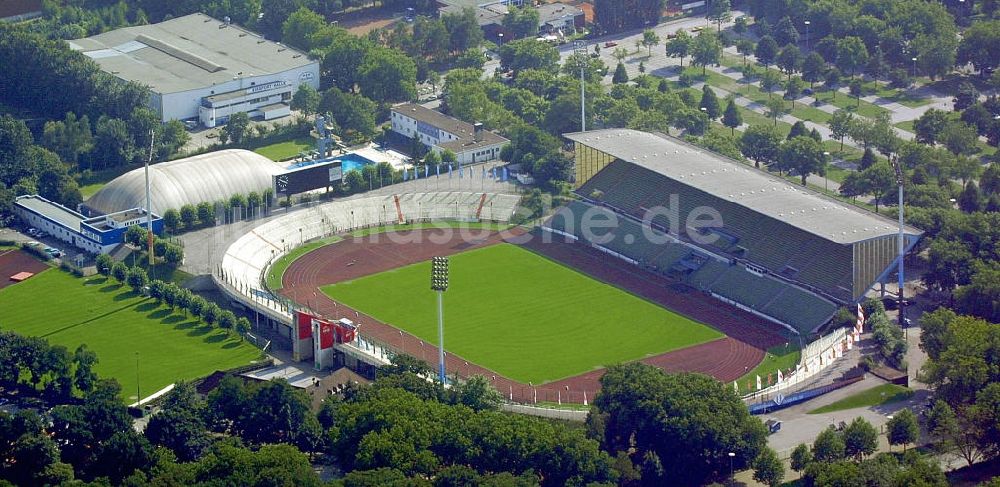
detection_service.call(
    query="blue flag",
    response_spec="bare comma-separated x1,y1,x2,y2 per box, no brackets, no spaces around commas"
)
482,167,486,179
502,167,509,181
403,168,408,181
459,167,464,179
425,165,429,178
436,164,440,177
448,165,453,178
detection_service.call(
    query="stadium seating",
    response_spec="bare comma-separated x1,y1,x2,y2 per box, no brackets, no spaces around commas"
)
219,192,521,319
579,159,854,300
550,196,842,334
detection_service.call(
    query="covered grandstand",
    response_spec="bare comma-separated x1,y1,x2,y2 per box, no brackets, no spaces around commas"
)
556,129,923,334
83,149,286,215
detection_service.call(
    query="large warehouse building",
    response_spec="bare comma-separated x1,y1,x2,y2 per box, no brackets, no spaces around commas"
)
551,129,922,334
68,13,319,127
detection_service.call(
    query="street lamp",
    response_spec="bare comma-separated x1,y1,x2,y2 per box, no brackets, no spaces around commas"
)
574,40,588,132
431,256,449,383
911,57,918,82
804,20,810,51
728,452,736,483
891,156,906,338
135,352,141,409
823,151,831,191
498,32,503,46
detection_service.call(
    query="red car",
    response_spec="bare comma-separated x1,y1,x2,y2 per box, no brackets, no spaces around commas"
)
604,41,617,48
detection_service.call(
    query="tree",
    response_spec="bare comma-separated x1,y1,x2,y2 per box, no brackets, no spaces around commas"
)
740,125,782,167
722,98,742,135
773,16,799,46
778,136,827,185
532,151,573,191
95,254,113,276
836,37,869,77
760,69,782,99
784,77,803,108
753,447,784,487
320,88,378,142
790,443,813,472
162,209,180,233
221,112,250,146
197,202,213,225
706,0,731,32
736,39,755,67
954,82,980,111
859,162,896,211
828,110,854,151
843,417,879,460
357,48,417,104
665,30,691,67
290,84,320,116
849,78,864,107
641,29,661,57
218,310,237,331
802,53,825,89
788,120,809,140
959,182,983,213
957,20,1000,75
502,5,540,39
73,344,98,393
777,45,802,79
591,363,767,486
914,109,950,145
700,85,721,120
454,375,503,411
593,0,663,35
887,408,919,451
765,97,788,127
443,7,484,52
500,38,560,75
281,7,325,51
202,303,221,326
111,262,128,284
824,67,842,99
612,62,628,84
813,426,846,462
690,31,722,76
41,112,92,165
940,122,979,156
126,266,148,295
755,35,778,69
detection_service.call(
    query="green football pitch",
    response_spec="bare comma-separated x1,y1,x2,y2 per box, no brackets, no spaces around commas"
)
322,243,723,384
0,269,263,401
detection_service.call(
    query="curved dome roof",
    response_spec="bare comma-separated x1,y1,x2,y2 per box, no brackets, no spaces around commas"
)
85,149,285,215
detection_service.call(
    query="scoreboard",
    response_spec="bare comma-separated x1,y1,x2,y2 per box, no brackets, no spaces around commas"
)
273,159,344,196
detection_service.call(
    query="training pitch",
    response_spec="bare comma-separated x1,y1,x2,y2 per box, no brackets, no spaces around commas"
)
0,269,262,400
322,243,722,383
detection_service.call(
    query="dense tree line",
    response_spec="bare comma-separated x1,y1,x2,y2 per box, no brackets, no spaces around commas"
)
919,309,1000,466
593,0,665,35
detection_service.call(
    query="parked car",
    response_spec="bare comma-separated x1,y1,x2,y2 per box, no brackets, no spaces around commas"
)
604,41,618,48
765,419,782,434
26,228,38,236
802,88,814,96
35,231,47,238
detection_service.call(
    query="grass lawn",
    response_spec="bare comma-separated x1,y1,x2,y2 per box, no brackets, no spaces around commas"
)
808,383,914,414
737,342,801,387
0,269,263,401
253,136,317,162
682,67,833,124
78,165,137,199
322,243,723,384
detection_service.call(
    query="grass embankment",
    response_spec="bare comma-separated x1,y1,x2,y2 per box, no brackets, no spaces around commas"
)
808,383,914,414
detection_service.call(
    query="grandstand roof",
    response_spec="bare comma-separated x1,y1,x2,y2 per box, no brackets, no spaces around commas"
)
84,149,286,215
67,13,315,94
565,129,922,245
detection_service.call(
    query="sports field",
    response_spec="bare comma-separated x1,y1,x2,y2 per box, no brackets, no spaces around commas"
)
0,269,262,401
322,243,722,383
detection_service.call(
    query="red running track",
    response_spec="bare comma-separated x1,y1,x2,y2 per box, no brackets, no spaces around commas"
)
280,229,787,404
0,249,50,291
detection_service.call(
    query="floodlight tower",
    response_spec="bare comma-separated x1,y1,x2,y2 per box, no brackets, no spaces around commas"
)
431,256,449,382
573,40,588,132
892,156,906,335
145,130,156,267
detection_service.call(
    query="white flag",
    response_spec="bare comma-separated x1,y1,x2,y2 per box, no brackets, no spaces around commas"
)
777,369,784,383
756,375,762,390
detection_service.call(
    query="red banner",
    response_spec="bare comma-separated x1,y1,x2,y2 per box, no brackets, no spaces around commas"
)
295,311,313,340
319,321,335,349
